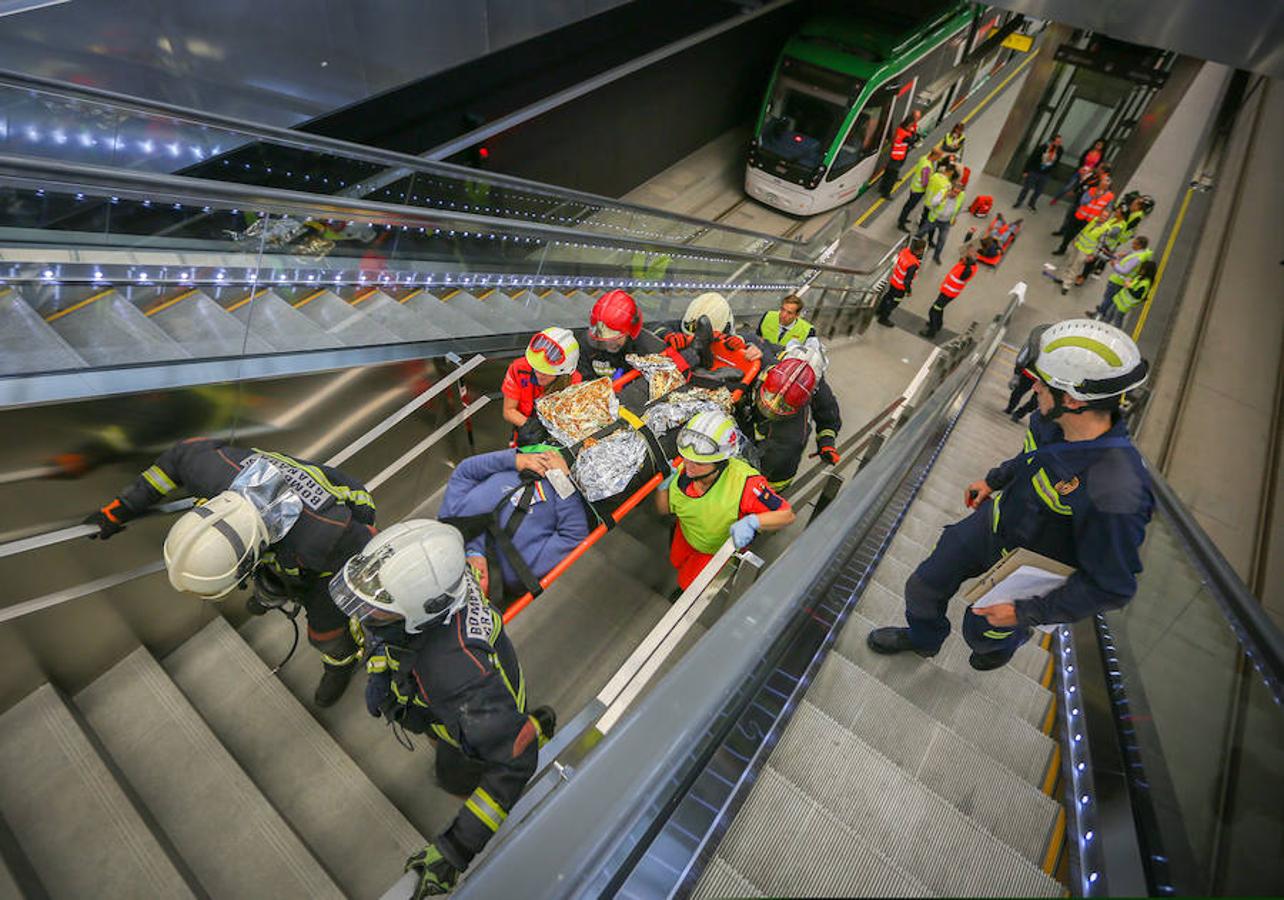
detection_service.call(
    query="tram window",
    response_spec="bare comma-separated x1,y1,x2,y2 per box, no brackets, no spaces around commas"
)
762,86,845,167
830,87,892,178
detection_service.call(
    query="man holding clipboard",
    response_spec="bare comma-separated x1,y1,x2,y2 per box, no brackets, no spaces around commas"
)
868,319,1154,671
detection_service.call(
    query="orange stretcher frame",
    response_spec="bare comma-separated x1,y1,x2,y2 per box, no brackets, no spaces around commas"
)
502,339,761,623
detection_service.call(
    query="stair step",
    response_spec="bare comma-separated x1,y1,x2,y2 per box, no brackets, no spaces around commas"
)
149,290,277,358
402,290,493,336
295,290,402,346
0,289,87,375
163,617,423,898
835,611,1058,770
76,648,343,899
807,654,1061,859
229,290,344,351
0,684,195,899
691,857,764,899
46,290,191,366
351,291,451,340
707,767,931,898
769,703,1061,896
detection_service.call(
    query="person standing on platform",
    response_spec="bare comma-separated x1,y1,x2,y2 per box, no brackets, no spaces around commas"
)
876,237,926,326
917,182,967,266
879,110,921,199
940,121,966,158
867,319,1153,671
1088,236,1153,319
1015,134,1063,211
1053,211,1115,296
1050,138,1105,206
897,147,945,232
1095,260,1156,328
1052,171,1114,256
920,247,977,339
755,294,815,349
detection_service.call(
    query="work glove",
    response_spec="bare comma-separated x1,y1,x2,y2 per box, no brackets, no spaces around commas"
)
663,331,694,352
83,499,128,540
658,462,678,492
531,705,558,746
813,441,841,466
729,514,760,550
406,843,459,898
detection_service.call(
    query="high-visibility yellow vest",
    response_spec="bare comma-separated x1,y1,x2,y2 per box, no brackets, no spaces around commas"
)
923,172,951,206
758,310,813,347
1113,276,1152,313
1107,248,1154,286
668,457,756,554
908,155,935,194
1073,218,1114,255
927,191,965,225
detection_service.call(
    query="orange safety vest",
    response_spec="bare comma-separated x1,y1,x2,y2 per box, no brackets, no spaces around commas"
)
940,261,976,298
889,247,920,290
1075,188,1115,222
890,125,913,162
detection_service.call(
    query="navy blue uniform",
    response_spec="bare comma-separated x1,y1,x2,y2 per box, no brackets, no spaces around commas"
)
904,412,1153,658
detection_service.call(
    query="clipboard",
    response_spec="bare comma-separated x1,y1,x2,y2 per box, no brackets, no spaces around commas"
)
963,548,1075,635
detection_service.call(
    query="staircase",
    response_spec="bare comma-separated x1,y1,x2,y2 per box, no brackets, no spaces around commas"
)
694,348,1068,897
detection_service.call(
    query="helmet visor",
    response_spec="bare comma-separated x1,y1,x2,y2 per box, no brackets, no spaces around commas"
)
329,546,398,624
676,427,724,463
589,320,625,341
528,332,567,366
758,384,806,419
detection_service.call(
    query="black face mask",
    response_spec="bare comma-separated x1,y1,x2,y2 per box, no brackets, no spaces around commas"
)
678,460,727,491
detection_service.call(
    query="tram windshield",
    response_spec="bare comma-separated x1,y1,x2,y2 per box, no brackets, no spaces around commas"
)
759,58,863,169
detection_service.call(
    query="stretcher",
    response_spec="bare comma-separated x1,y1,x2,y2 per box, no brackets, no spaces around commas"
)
501,339,761,623
975,213,1022,267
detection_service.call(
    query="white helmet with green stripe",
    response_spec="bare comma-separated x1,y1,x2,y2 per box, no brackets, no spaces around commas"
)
1036,319,1148,402
676,410,742,464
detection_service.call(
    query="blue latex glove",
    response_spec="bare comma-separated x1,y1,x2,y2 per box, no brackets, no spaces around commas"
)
729,514,760,549
658,462,678,492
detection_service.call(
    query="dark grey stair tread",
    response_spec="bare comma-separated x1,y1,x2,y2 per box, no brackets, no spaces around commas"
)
163,617,423,898
769,704,1061,896
0,684,195,899
807,655,1061,860
836,611,1058,769
76,648,342,899
709,767,933,898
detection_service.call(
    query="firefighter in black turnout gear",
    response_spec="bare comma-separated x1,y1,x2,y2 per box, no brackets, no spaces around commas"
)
737,353,842,490
331,519,555,897
83,437,375,706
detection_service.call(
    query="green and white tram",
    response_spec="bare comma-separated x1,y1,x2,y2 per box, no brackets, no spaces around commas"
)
745,2,1016,215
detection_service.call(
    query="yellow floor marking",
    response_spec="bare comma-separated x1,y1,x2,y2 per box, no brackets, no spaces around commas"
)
144,288,199,317
44,287,114,323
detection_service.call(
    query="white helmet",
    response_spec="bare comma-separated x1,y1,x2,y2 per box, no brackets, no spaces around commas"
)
525,326,580,376
1036,319,1149,401
682,292,734,335
163,491,271,599
329,519,472,633
780,335,829,379
676,410,742,464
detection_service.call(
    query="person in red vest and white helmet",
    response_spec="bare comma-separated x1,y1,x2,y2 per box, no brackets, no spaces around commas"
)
876,237,926,327
920,246,978,340
879,109,922,199
656,410,794,590
501,327,582,445
735,356,841,490
576,289,697,381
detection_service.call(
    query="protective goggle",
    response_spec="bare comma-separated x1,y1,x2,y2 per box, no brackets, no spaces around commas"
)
589,320,626,341
529,332,567,366
676,427,720,459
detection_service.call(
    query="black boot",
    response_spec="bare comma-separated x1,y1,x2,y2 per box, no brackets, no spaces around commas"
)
876,315,895,327
245,595,271,616
314,663,356,707
918,327,937,339
969,649,1015,671
867,627,936,657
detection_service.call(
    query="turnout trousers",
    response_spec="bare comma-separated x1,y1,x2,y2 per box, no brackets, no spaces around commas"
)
902,499,1032,661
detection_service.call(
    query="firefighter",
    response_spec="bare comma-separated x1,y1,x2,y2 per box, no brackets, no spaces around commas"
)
83,439,376,706
735,356,841,490
656,411,795,590
501,327,582,446
879,110,921,199
867,319,1153,670
755,294,815,349
919,247,978,339
332,519,555,897
576,289,696,381
873,234,924,326
1003,324,1051,422
661,292,763,367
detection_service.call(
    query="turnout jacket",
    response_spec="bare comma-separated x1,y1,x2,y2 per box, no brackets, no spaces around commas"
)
736,380,843,487
364,589,541,868
983,412,1153,626
574,327,695,381
112,437,376,584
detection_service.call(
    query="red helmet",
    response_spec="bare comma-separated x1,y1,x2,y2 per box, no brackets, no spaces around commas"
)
589,289,643,341
758,357,817,419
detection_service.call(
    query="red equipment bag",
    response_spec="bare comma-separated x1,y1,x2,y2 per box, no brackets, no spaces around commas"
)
969,194,992,216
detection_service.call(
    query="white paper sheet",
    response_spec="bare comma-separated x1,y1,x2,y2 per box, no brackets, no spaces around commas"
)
971,565,1068,611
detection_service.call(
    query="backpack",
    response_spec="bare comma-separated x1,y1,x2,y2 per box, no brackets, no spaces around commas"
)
969,195,992,216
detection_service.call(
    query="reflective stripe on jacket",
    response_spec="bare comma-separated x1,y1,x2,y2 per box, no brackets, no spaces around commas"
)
890,247,920,291
940,261,976,298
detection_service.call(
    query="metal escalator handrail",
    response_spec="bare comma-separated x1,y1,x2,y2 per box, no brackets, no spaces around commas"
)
455,291,1020,899
0,154,885,277
1149,467,1284,700
0,68,804,248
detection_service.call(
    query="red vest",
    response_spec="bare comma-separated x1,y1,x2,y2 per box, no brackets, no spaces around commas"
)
890,126,913,162
940,261,976,298
890,247,920,290
1076,188,1115,221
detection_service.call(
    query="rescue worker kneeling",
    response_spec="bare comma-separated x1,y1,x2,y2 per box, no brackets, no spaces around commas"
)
867,320,1153,670
657,411,795,590
736,353,842,491
83,438,375,706
332,519,555,897
436,446,590,603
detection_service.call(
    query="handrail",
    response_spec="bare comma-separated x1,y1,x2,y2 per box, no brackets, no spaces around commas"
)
1149,468,1284,702
454,292,1021,899
0,154,886,277
0,68,804,248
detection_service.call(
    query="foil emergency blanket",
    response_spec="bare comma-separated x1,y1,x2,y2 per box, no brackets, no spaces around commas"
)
536,377,619,447
624,353,685,401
